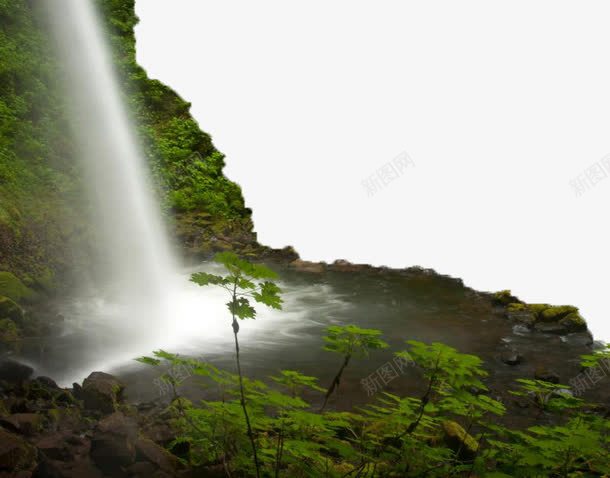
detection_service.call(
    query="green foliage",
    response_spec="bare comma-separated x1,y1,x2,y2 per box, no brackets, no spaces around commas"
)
140,295,608,477
322,325,388,358
191,252,282,322
580,343,610,369
509,379,583,412
137,337,610,478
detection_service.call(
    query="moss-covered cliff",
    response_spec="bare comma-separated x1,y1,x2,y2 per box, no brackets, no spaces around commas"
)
0,0,261,292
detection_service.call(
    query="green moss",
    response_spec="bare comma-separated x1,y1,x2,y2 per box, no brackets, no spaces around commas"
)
540,305,579,323
0,296,24,323
506,302,528,312
0,318,19,343
0,272,34,302
492,290,521,306
441,420,478,460
559,312,587,332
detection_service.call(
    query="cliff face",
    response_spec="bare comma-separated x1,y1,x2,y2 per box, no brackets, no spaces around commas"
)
0,0,257,291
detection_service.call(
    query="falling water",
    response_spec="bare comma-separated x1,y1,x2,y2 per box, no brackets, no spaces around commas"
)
45,0,175,300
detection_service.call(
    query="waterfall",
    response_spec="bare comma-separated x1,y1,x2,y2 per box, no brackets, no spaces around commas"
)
34,0,340,385
44,1,175,302
39,0,183,366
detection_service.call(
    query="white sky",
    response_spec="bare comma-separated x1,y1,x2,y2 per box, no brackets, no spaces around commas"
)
134,0,610,341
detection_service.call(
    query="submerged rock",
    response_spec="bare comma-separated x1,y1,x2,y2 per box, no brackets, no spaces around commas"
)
534,367,560,384
501,352,523,366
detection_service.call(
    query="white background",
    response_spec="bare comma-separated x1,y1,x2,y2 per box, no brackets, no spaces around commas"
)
134,1,610,341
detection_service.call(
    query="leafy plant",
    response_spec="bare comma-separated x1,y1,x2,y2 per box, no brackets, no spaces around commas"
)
320,325,388,411
190,251,282,478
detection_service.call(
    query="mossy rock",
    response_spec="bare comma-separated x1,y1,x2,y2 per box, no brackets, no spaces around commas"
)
539,305,579,323
0,319,20,344
559,312,587,333
492,290,522,306
441,420,478,462
0,296,25,325
0,272,34,303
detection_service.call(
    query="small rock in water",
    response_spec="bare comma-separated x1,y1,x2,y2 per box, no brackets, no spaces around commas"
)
534,367,560,384
501,353,523,366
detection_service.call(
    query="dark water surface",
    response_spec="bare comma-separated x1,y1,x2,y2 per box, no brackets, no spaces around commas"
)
16,264,608,425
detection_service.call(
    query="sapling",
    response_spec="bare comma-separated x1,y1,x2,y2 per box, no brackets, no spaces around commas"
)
191,251,283,478
320,325,388,411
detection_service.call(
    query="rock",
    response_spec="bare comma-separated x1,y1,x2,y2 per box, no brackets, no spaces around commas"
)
0,296,25,325
0,273,34,303
533,322,569,334
135,438,183,474
80,372,124,414
505,303,536,326
535,367,560,384
501,352,523,366
0,428,36,472
441,420,478,462
32,377,59,390
127,462,157,476
90,412,138,475
34,434,73,461
559,312,587,333
0,413,43,436
289,259,325,274
32,458,104,478
0,360,34,383
329,260,365,273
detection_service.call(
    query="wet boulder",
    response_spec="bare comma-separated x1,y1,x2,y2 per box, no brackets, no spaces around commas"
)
90,412,138,475
135,437,184,475
79,372,124,414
